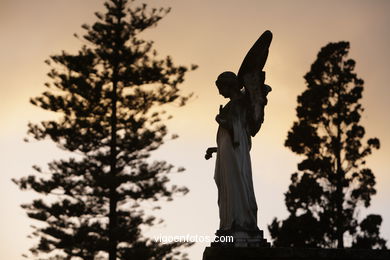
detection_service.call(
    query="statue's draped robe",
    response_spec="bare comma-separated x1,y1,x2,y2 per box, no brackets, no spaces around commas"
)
214,96,259,231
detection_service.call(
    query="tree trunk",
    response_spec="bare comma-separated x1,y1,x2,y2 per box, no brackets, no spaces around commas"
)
335,85,344,249
109,77,118,260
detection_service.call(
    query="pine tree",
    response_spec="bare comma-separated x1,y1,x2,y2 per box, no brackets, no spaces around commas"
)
268,42,386,249
12,0,197,259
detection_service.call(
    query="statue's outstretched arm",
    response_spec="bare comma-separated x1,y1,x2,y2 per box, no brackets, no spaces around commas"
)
205,147,217,160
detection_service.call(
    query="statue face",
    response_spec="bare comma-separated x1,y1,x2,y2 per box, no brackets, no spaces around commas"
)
216,78,239,98
217,81,231,98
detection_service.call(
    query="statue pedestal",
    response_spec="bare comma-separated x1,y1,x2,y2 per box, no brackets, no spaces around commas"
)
211,229,270,248
202,247,390,260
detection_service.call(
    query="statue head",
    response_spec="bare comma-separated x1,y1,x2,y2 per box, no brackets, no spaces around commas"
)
215,71,241,98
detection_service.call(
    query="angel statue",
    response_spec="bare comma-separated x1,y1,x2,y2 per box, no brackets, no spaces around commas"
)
205,30,272,247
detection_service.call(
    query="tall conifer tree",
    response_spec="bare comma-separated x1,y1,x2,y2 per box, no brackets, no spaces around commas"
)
269,42,386,249
13,0,197,259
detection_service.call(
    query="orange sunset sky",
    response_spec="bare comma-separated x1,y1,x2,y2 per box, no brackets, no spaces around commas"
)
1,0,389,259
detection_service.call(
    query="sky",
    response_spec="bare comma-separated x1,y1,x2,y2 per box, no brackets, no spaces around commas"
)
0,0,389,259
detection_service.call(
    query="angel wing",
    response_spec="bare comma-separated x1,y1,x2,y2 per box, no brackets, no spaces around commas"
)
237,30,273,137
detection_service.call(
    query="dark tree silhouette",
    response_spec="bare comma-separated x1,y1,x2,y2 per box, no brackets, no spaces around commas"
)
268,42,386,249
12,0,197,259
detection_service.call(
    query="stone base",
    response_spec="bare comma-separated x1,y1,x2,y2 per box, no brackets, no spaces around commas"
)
210,229,270,248
202,247,390,260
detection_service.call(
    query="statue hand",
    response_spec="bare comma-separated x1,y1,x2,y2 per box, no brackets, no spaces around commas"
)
205,147,217,160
